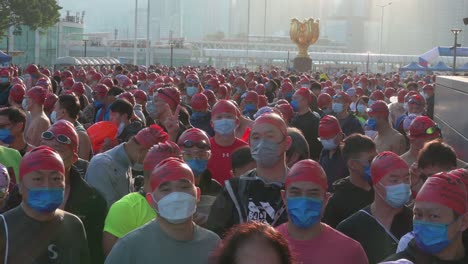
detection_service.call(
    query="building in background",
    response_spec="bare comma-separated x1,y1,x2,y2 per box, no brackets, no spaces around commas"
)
0,12,84,66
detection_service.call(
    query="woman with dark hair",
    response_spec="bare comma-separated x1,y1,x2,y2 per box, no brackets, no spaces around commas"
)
210,222,294,264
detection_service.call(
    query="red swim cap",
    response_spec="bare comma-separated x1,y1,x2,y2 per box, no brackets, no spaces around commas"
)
19,146,65,180
149,157,194,191
416,172,467,215
286,159,327,192
371,151,409,185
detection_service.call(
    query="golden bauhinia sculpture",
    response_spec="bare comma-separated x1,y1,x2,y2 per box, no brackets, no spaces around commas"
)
290,18,320,58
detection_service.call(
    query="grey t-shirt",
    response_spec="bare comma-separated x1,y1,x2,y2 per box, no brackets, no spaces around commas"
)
105,220,220,264
0,206,90,264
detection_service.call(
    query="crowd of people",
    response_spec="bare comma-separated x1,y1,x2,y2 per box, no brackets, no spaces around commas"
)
0,63,466,264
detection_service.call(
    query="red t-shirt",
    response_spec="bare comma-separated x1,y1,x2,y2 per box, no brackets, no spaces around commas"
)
207,137,248,186
276,223,369,264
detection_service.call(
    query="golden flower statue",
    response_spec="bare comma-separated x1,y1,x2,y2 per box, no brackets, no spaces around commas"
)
290,18,320,58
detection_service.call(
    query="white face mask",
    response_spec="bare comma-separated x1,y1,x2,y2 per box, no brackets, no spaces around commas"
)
320,136,338,150
22,98,28,110
50,111,57,124
350,102,357,112
117,122,126,135
153,192,197,224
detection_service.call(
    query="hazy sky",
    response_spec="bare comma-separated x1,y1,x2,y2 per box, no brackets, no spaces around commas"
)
56,0,468,55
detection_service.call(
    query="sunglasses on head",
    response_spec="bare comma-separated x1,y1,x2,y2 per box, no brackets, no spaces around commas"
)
41,131,72,145
182,140,210,150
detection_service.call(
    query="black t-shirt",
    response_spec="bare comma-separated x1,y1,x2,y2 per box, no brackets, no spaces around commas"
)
291,110,322,160
0,206,90,263
337,113,364,136
323,176,374,228
336,205,413,264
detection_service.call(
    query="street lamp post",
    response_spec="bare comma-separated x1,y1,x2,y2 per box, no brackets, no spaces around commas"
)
83,39,89,57
366,52,370,73
133,0,138,65
451,29,462,75
377,2,392,56
169,30,174,67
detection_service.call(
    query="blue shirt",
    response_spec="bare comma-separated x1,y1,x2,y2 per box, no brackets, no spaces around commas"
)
95,106,110,123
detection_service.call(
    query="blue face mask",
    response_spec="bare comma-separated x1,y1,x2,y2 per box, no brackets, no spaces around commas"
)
368,99,375,106
94,100,104,108
342,83,351,91
191,111,207,120
0,77,8,83
323,108,333,115
186,86,197,97
244,103,256,113
27,187,64,213
185,159,208,176
357,104,367,113
363,164,372,183
332,102,344,113
366,118,377,131
380,183,411,208
213,118,236,135
285,92,293,101
287,197,323,229
0,129,14,144
290,100,299,112
414,220,456,254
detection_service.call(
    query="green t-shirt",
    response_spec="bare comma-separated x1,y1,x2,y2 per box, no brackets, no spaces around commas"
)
104,220,220,264
104,192,156,238
0,146,22,184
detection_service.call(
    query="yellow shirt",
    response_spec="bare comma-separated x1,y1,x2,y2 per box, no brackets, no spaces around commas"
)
104,192,156,238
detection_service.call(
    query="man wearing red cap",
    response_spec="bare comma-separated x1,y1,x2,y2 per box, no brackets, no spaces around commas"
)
0,146,90,263
208,113,291,235
52,94,92,160
241,91,259,120
103,141,181,256
23,86,50,146
290,88,322,160
105,158,220,264
178,128,222,225
323,134,377,228
395,94,427,139
367,100,406,155
8,83,25,109
86,124,168,207
384,172,468,263
276,159,368,264
206,100,248,186
190,93,214,137
332,92,364,136
151,86,191,142
318,115,348,191
397,140,460,253
37,120,107,263
400,116,442,166
337,151,413,263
